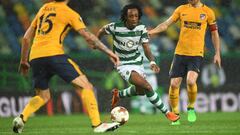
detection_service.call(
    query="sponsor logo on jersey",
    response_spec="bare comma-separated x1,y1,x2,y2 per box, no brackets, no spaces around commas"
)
184,21,201,29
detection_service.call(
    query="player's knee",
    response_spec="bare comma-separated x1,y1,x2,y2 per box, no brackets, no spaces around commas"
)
186,78,196,86
170,81,180,89
82,83,93,90
39,92,51,103
143,83,153,92
170,78,181,89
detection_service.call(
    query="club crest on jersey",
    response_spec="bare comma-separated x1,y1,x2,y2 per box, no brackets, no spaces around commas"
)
126,40,134,48
200,14,206,20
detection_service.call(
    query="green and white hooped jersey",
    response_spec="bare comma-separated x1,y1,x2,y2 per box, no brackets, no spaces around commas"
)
104,22,149,66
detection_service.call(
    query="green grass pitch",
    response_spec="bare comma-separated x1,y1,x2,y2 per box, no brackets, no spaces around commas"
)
1,112,240,135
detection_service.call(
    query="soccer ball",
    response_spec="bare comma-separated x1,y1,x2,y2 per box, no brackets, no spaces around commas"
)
110,106,129,125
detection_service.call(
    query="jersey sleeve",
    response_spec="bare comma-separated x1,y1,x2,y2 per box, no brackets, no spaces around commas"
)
140,26,149,43
30,15,38,28
207,8,216,25
170,6,182,22
69,11,86,30
104,22,115,35
30,4,47,28
30,6,43,28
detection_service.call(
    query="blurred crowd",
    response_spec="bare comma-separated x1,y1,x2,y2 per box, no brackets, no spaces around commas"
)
0,0,239,56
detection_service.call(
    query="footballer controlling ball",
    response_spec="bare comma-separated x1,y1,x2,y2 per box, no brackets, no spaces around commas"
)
110,106,129,125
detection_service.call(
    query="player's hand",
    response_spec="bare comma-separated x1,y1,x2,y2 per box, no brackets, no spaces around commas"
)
147,32,153,39
147,28,153,38
150,62,160,73
213,53,221,68
19,61,30,76
147,28,159,38
109,53,120,67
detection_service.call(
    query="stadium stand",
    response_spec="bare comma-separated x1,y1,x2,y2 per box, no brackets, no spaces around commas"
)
0,0,239,56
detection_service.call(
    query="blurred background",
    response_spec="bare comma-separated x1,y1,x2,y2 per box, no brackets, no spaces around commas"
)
0,0,239,117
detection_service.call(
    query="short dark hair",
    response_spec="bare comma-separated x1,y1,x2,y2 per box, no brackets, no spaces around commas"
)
55,0,66,2
120,3,142,22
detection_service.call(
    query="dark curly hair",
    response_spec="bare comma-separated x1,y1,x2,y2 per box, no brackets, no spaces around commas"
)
120,3,142,22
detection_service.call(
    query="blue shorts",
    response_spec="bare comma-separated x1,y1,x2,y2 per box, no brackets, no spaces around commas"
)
169,54,203,78
30,55,83,89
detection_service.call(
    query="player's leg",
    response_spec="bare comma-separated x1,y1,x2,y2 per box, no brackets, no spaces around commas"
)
168,78,182,125
55,56,101,127
169,77,182,115
13,89,50,133
111,85,145,109
75,89,88,114
72,75,119,132
116,84,146,97
130,71,179,121
118,85,138,98
63,57,102,127
22,89,50,121
111,65,144,108
186,56,202,122
131,75,159,114
115,65,142,98
54,55,119,132
130,71,165,112
168,54,187,125
169,55,184,115
111,66,150,108
144,75,159,114
20,57,52,122
135,84,154,114
186,71,198,122
13,57,52,133
72,75,101,127
186,71,198,109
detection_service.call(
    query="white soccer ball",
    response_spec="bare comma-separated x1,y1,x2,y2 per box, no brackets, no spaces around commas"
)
110,106,129,125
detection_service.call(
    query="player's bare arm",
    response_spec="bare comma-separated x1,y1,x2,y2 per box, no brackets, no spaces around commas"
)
96,26,107,39
142,43,160,73
148,17,174,35
90,26,108,49
78,28,119,66
211,29,221,68
19,26,36,76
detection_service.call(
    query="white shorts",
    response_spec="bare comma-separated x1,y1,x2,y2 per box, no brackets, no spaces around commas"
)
117,65,146,82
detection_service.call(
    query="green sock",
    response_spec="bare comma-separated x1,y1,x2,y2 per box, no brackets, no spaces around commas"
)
145,90,168,114
119,86,137,98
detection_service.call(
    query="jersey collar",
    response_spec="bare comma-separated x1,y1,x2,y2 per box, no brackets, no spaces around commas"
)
188,3,204,8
